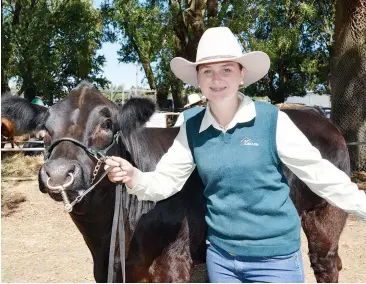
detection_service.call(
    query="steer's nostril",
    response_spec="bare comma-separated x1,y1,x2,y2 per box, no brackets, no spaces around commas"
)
63,173,75,188
44,159,78,188
47,173,75,191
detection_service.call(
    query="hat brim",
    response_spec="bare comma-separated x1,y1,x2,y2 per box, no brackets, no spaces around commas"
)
184,100,202,108
170,51,270,88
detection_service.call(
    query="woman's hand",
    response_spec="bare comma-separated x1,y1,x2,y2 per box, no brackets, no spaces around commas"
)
104,156,139,189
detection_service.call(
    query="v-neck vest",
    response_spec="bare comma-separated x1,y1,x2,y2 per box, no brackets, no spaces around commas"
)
186,101,300,257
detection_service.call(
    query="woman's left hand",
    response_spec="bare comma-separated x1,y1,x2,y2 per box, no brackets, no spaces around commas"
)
104,156,139,188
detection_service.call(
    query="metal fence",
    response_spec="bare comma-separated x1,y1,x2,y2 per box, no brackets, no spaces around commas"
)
1,140,44,152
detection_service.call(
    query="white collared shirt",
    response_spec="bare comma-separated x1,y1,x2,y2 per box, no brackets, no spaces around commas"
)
127,93,366,220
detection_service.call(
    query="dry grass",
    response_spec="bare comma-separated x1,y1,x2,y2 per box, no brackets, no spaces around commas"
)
1,153,44,178
1,153,43,216
1,188,27,217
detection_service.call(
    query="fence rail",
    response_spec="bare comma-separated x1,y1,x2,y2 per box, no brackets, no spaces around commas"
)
346,141,366,146
1,148,44,152
1,140,44,152
1,140,44,144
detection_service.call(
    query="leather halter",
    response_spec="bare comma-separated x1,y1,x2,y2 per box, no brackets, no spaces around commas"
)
44,132,120,161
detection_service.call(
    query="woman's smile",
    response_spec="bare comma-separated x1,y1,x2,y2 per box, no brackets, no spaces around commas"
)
210,87,227,92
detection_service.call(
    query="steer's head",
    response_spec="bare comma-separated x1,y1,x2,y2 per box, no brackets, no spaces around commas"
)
1,82,155,213
40,85,118,208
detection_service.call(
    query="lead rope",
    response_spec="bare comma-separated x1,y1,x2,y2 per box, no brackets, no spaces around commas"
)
118,183,126,283
107,182,126,283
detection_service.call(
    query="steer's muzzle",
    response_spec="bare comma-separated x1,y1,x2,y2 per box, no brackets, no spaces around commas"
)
39,158,84,198
44,159,76,187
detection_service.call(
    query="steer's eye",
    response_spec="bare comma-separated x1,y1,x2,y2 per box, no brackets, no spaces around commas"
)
101,120,112,130
43,132,52,146
90,119,114,150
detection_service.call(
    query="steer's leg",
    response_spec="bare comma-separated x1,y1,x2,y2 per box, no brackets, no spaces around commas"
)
301,204,348,282
148,218,192,283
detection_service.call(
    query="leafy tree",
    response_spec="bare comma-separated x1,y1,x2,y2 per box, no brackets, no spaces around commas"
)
101,0,170,107
102,0,336,107
1,0,108,102
224,0,335,103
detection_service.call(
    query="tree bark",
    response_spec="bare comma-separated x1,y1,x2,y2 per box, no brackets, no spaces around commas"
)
141,59,157,91
330,0,366,171
169,0,205,108
170,79,183,109
156,85,169,110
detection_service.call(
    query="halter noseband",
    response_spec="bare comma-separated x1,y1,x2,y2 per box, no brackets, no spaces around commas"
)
44,132,120,161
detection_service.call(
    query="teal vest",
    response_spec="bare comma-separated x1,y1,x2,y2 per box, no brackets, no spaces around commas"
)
186,102,301,257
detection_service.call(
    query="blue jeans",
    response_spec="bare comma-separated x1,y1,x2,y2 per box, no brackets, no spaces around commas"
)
206,243,304,283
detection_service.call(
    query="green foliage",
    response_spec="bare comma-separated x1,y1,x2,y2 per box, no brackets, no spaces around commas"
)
101,0,335,105
2,0,109,101
225,0,334,102
1,0,336,104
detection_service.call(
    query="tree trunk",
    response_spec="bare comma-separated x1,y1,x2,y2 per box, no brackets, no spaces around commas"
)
141,59,157,91
22,69,37,101
169,0,205,108
156,84,169,110
330,0,366,171
1,1,22,93
23,85,37,102
171,80,184,109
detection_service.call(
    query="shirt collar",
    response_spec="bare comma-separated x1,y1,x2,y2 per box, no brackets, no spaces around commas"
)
199,92,256,133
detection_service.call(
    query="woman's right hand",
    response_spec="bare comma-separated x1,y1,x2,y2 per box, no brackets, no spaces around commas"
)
104,156,139,189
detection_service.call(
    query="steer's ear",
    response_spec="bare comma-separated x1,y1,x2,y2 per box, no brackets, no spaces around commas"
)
118,98,155,136
1,93,48,134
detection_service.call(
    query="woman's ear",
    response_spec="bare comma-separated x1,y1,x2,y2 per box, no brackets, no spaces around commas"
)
240,68,246,85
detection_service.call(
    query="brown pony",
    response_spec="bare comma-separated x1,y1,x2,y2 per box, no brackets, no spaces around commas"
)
1,117,19,148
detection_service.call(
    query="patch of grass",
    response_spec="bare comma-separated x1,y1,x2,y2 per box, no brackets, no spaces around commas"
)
1,153,44,178
1,190,27,217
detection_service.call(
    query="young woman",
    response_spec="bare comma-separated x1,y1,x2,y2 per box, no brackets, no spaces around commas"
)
105,27,366,283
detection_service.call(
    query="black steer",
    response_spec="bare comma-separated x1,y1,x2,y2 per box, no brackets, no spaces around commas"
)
1,82,349,282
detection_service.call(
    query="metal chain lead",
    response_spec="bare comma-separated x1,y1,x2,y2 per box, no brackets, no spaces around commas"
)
91,156,111,184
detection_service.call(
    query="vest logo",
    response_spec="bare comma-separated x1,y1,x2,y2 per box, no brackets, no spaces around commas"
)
240,136,259,147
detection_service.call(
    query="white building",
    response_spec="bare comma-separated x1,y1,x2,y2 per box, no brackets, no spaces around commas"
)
285,92,331,108
145,113,167,128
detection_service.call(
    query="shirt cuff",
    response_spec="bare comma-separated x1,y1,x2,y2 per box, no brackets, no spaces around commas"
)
126,168,142,193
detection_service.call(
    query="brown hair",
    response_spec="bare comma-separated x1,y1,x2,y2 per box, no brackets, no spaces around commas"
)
196,62,243,72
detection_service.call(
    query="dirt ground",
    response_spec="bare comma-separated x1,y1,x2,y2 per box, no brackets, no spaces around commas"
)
1,179,366,283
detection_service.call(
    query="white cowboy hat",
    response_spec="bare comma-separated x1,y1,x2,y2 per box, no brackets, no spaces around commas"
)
170,27,270,88
184,93,205,108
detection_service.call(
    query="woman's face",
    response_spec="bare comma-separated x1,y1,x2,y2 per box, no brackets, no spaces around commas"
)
197,61,245,103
